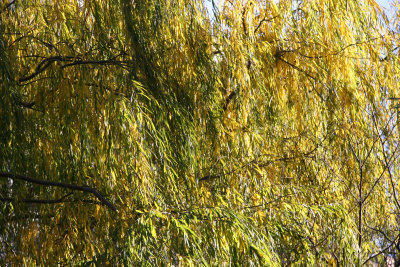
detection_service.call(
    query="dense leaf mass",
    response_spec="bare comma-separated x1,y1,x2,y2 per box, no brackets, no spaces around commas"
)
1,0,400,265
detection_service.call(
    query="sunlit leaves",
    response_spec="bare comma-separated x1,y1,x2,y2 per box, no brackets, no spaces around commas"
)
1,0,399,265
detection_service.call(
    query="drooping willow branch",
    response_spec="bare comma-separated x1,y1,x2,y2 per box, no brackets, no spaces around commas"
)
199,133,324,182
18,54,131,83
0,172,117,212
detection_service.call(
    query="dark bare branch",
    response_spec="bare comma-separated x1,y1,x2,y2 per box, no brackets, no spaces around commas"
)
254,15,279,34
2,0,16,13
18,55,130,83
0,172,117,212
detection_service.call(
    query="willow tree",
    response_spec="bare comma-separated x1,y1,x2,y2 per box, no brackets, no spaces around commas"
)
1,0,399,265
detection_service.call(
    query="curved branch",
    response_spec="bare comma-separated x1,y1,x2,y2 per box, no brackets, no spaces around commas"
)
254,15,279,34
0,172,117,212
18,56,67,82
18,55,130,83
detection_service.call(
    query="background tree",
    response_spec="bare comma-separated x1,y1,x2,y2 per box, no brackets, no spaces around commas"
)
1,0,399,265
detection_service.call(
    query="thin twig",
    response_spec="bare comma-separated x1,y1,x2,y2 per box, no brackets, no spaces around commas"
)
254,15,279,34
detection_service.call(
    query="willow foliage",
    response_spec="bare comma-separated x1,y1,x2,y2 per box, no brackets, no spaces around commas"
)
1,0,400,265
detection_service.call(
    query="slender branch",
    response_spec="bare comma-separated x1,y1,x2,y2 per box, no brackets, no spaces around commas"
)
2,0,16,13
290,37,384,59
199,156,294,182
199,143,320,182
322,158,358,201
362,139,400,204
60,58,130,69
18,56,68,83
254,15,279,34
0,172,117,212
362,232,400,265
18,55,130,83
375,121,400,209
276,56,323,99
360,135,380,170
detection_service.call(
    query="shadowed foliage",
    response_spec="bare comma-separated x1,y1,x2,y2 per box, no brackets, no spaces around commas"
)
1,0,400,265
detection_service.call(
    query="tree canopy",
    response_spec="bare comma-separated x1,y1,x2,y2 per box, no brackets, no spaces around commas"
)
1,0,400,265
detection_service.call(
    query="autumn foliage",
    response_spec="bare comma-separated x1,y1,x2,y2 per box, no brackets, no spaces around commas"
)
1,0,400,265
